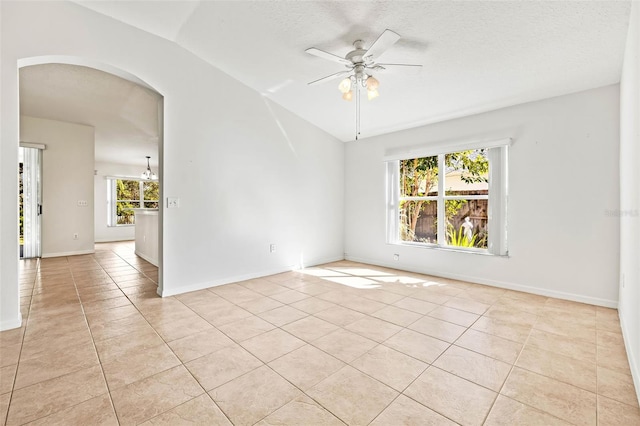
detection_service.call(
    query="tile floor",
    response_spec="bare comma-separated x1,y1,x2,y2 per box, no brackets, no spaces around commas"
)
1,242,639,425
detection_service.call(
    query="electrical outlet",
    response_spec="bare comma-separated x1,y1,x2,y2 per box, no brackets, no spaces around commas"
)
73,233,79,240
270,244,276,253
393,254,400,261
77,200,88,207
167,197,180,208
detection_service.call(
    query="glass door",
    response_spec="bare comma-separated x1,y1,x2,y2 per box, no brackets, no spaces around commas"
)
20,146,42,258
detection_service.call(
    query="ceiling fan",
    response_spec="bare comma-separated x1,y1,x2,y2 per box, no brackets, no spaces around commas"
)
305,29,422,139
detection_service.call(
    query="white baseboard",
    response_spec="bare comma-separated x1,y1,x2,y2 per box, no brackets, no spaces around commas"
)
619,308,640,406
0,315,22,331
160,255,344,297
134,250,158,267
42,249,95,258
345,255,618,308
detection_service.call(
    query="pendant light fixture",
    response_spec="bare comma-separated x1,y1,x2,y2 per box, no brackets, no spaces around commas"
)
141,156,157,180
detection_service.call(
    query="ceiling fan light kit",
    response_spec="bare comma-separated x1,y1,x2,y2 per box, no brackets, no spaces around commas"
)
306,29,422,139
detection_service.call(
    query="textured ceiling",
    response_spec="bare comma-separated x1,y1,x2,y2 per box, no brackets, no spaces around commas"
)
73,0,631,142
32,1,631,147
20,64,161,166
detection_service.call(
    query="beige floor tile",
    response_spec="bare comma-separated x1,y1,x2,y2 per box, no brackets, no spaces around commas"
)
444,297,490,315
256,395,343,426
471,316,532,343
526,328,596,364
281,316,339,342
598,344,632,374
0,343,21,369
210,365,302,425
111,365,203,425
0,364,16,395
239,279,289,297
371,394,457,426
102,343,181,389
516,345,596,392
597,395,640,426
294,282,334,297
313,305,366,326
404,366,496,426
269,344,344,390
428,305,480,327
84,304,140,326
313,328,377,363
218,315,275,341
345,316,402,343
384,328,450,363
200,305,253,327
0,392,10,426
269,289,310,304
434,345,511,392
210,284,263,304
94,327,164,363
371,305,422,327
6,365,107,425
484,394,572,426
167,328,235,363
351,344,427,391
0,328,24,347
409,316,466,343
26,394,118,426
533,316,596,343
289,297,336,314
235,296,284,314
340,297,387,314
82,296,132,313
185,344,262,391
240,329,306,363
483,305,538,326
258,306,308,327
140,394,231,425
598,366,639,407
13,341,99,390
153,315,214,342
360,289,405,304
88,313,152,342
597,329,624,347
393,297,446,315
409,290,452,305
455,329,522,364
307,365,398,425
501,367,596,426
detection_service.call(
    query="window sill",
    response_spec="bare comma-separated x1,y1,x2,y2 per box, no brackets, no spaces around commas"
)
108,224,135,228
390,241,509,257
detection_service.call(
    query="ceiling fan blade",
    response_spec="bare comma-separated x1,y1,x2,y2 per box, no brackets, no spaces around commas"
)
308,70,352,86
364,29,401,60
305,48,352,66
370,63,423,74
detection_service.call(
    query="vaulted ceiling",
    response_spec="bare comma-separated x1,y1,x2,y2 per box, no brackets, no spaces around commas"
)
20,1,632,164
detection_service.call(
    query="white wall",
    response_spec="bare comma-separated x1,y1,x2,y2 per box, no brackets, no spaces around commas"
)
94,161,147,243
619,1,640,404
345,85,620,307
0,1,344,328
20,116,95,257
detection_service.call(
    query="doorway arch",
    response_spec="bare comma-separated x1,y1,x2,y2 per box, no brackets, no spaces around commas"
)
17,55,165,303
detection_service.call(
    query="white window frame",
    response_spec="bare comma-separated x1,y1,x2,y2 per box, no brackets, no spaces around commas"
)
386,138,510,256
107,178,159,227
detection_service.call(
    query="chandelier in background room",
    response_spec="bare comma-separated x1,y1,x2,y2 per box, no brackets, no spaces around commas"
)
141,156,157,180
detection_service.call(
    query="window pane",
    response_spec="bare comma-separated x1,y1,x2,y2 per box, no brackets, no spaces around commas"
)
399,200,437,243
116,201,139,225
400,156,438,197
444,149,489,196
445,199,488,249
143,181,159,201
116,179,139,200
144,201,159,209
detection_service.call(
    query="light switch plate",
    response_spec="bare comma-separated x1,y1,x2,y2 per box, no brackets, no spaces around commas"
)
167,197,180,208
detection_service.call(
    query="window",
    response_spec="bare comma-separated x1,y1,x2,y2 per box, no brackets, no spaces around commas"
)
387,141,508,255
107,179,159,226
